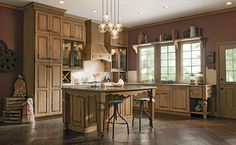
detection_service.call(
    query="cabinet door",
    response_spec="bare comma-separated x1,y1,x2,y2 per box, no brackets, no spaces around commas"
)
119,48,127,70
70,95,84,128
50,36,62,63
51,89,62,115
157,91,170,110
50,64,62,115
73,22,84,41
50,14,62,35
111,48,119,70
36,33,50,62
35,63,50,117
111,31,127,46
62,20,72,38
190,87,202,99
118,31,128,46
36,11,50,34
171,86,189,112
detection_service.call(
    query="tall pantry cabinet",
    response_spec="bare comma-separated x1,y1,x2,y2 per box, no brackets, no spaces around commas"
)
23,3,66,117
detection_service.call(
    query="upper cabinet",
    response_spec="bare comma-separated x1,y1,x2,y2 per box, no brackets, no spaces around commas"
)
105,29,128,47
111,47,127,71
62,15,85,41
36,11,62,35
111,30,128,46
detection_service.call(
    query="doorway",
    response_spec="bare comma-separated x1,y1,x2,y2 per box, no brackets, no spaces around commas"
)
218,43,236,119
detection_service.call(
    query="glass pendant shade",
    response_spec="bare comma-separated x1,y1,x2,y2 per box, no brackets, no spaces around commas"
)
107,23,114,32
103,14,109,23
99,0,122,39
98,23,107,33
111,30,119,39
115,23,123,32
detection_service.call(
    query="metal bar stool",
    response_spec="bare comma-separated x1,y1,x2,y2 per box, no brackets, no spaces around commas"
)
107,99,129,139
132,98,154,132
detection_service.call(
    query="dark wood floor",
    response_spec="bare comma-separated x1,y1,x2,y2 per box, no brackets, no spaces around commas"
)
1,114,236,145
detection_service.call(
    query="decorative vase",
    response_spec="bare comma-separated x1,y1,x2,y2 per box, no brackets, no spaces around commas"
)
189,25,197,38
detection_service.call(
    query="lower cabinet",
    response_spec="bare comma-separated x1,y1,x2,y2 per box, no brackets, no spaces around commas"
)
154,85,215,117
156,86,171,111
171,86,189,113
35,63,62,117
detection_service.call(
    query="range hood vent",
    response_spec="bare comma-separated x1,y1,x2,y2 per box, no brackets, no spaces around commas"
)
88,43,111,62
84,43,111,62
85,20,111,62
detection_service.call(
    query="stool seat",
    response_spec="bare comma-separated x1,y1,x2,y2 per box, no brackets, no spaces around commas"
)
107,100,124,104
134,98,150,102
134,97,155,103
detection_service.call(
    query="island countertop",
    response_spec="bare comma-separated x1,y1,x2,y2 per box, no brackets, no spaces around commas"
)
62,84,156,93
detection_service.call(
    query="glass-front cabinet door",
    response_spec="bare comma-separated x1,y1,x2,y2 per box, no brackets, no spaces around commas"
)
119,48,127,70
63,41,83,68
111,47,127,71
111,48,119,70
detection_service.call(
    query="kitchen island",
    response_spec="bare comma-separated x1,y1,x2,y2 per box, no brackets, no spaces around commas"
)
62,85,156,136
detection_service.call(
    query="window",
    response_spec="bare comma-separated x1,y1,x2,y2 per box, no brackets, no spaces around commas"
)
225,48,236,82
182,42,201,81
139,46,155,82
160,45,176,81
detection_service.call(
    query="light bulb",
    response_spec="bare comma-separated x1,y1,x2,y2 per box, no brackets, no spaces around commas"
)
111,30,119,39
115,23,123,32
103,15,109,23
98,23,107,33
107,23,114,32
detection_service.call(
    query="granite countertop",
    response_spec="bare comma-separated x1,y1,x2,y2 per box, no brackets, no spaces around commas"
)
126,83,215,87
62,84,156,93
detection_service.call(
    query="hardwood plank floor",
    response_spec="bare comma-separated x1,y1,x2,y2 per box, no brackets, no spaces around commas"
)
1,114,236,145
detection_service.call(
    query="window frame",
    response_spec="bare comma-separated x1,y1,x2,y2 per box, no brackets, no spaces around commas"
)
137,45,156,83
159,44,177,82
136,38,205,84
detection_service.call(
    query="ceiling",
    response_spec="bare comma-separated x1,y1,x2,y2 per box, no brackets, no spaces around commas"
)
1,0,236,27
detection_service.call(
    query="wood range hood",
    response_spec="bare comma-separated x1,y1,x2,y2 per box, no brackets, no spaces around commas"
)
85,20,111,62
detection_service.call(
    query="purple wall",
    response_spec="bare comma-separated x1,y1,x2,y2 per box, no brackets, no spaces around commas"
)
128,10,236,70
0,6,23,114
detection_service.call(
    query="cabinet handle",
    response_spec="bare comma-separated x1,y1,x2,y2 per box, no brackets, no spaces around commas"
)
220,87,224,90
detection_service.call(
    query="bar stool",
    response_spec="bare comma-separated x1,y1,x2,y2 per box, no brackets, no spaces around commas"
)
107,99,129,139
132,97,154,132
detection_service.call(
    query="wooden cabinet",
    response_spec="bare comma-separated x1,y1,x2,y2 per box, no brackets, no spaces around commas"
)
171,86,189,113
111,47,127,71
62,41,84,68
110,30,128,46
105,29,128,47
23,3,65,117
36,34,61,63
156,86,171,111
154,85,215,118
190,86,215,119
35,63,62,116
36,11,62,35
62,15,85,41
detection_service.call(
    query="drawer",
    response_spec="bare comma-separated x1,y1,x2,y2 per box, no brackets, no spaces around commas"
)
156,86,170,92
190,87,202,99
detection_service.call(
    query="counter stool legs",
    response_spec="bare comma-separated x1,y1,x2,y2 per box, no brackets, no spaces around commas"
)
132,101,153,132
107,103,129,139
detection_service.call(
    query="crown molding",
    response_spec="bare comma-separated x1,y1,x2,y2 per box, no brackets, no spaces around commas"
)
128,7,236,31
0,2,22,10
